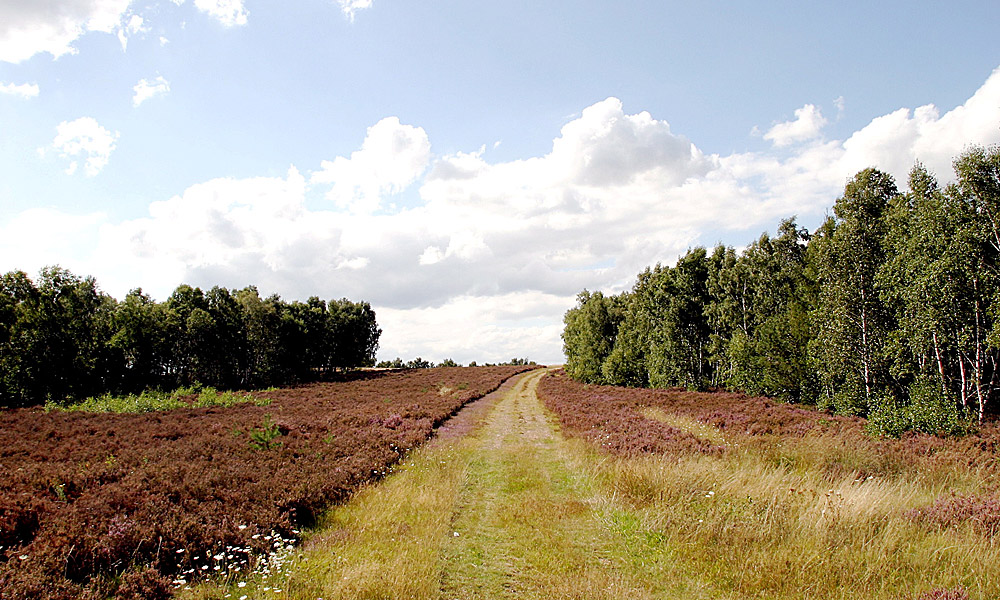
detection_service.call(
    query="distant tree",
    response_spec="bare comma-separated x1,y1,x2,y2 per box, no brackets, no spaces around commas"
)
439,358,460,367
328,299,381,371
0,267,116,405
724,219,816,401
406,357,432,369
646,249,711,389
234,286,283,387
109,288,170,392
813,169,899,414
562,290,622,384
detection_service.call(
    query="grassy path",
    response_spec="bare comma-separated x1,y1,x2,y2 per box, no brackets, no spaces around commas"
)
437,369,650,599
185,368,992,600
193,368,667,599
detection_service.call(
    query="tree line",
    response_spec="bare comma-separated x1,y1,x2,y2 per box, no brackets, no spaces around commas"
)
562,146,1000,435
0,268,381,407
374,357,537,369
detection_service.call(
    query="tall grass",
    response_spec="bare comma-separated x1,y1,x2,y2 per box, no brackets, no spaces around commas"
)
578,429,995,599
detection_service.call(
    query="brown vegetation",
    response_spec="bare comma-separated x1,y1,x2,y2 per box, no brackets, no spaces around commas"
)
0,366,535,599
538,370,1000,480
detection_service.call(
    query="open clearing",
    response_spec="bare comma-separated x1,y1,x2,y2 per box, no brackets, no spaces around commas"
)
188,369,996,600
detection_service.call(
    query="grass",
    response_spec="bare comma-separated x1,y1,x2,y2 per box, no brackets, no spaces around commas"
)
45,386,271,413
579,431,995,599
180,375,503,600
642,405,729,446
181,369,995,599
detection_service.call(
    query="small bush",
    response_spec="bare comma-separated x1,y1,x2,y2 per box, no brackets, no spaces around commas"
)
866,377,969,438
248,414,284,450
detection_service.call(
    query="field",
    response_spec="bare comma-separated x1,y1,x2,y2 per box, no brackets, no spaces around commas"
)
3,366,997,599
537,371,1000,599
0,366,535,599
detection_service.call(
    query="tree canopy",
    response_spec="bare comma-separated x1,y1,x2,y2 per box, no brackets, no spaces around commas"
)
562,146,1000,435
0,272,381,407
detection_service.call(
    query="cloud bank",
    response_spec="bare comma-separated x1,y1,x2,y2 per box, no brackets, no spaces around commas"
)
0,81,40,98
0,0,250,62
0,0,133,62
6,67,1000,364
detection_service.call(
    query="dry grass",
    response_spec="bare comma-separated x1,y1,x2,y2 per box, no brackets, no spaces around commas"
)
184,370,996,599
642,406,729,446
577,433,997,599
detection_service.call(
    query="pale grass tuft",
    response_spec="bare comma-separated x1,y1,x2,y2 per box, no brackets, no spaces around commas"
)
642,406,728,446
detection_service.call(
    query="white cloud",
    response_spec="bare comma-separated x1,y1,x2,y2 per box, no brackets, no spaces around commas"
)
0,0,133,63
764,103,828,147
311,117,431,214
0,208,107,278
0,81,40,98
376,292,567,365
194,0,248,27
338,0,373,22
133,76,170,106
116,13,147,51
50,117,119,176
8,67,1000,364
833,96,846,117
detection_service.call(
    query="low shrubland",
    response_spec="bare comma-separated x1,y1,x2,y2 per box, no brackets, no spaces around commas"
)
538,371,1000,599
0,365,535,599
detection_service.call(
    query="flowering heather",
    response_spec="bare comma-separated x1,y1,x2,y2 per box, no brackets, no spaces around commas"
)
915,588,970,600
0,366,535,599
537,371,722,456
906,494,1000,537
538,370,1000,478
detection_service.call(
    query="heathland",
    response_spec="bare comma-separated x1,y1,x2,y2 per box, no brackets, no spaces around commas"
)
183,368,993,600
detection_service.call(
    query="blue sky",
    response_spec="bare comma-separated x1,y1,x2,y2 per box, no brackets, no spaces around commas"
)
1,0,999,364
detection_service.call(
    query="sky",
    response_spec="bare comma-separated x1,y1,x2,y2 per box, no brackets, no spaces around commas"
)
1,1,999,366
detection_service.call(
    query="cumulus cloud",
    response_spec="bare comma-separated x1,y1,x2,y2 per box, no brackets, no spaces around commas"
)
0,81,40,98
0,208,107,278
311,117,431,214
0,0,133,63
764,103,828,147
194,0,248,27
375,292,567,365
8,67,1000,364
133,76,170,106
338,0,373,22
50,117,119,176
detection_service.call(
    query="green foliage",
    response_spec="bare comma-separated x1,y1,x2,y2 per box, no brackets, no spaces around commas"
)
47,386,270,413
0,270,381,407
562,145,1000,436
562,290,623,384
48,390,185,413
866,375,969,437
248,414,283,451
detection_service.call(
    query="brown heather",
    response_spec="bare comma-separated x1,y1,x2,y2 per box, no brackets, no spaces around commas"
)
0,366,535,599
538,371,1000,482
537,371,1000,598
